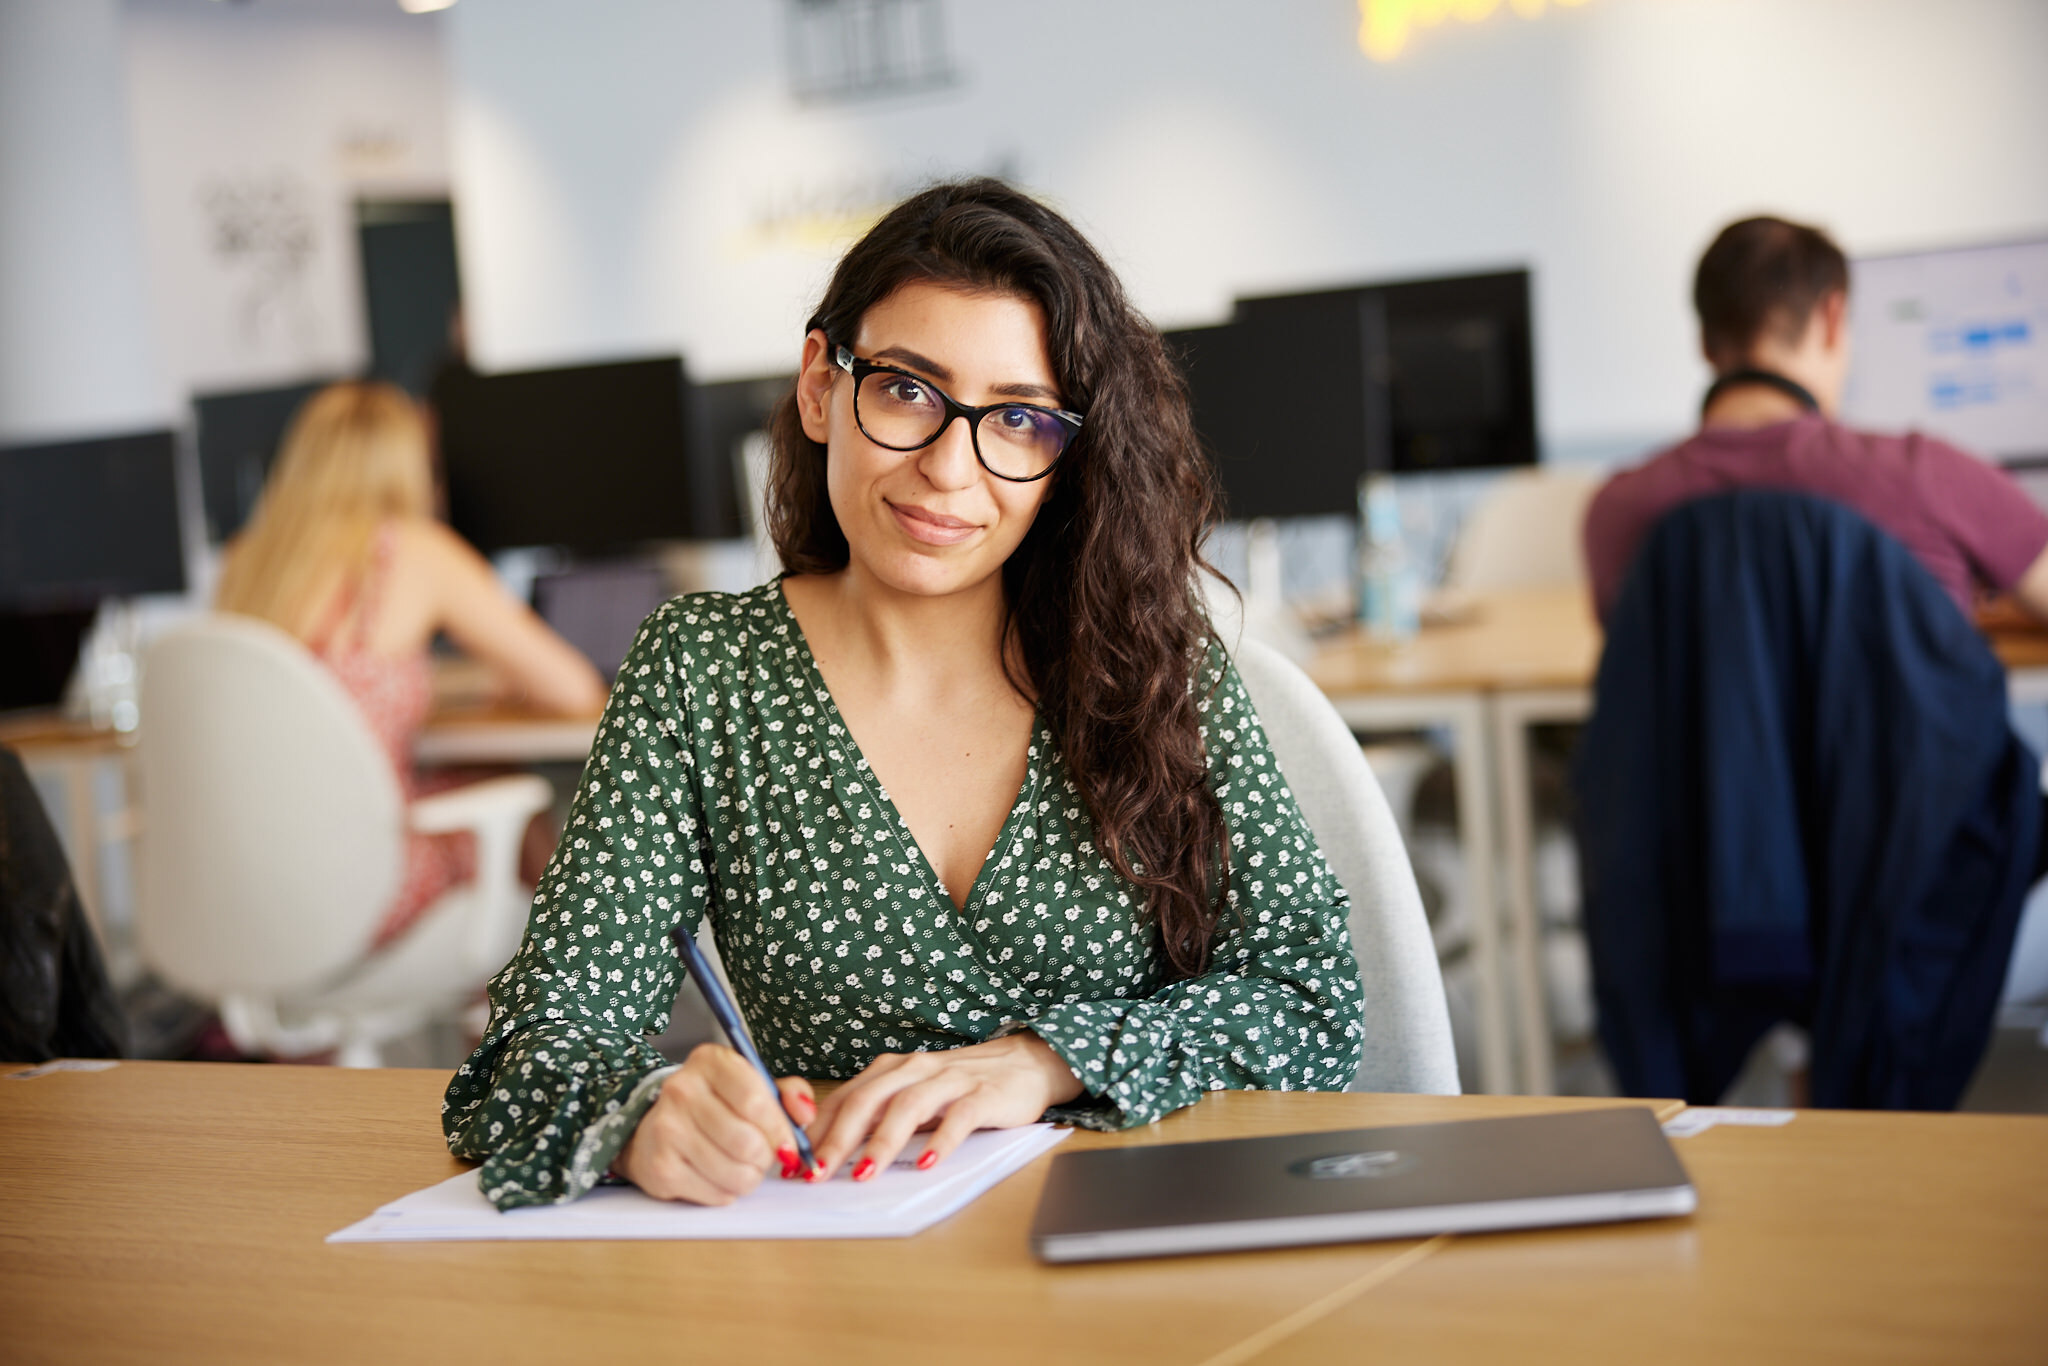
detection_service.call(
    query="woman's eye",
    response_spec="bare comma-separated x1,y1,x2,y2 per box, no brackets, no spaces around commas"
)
996,407,1039,433
880,377,930,406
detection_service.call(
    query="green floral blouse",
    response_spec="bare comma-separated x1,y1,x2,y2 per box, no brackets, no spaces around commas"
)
443,581,1366,1209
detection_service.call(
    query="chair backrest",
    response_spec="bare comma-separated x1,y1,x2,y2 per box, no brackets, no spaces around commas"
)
136,614,402,998
1231,638,1461,1094
1445,469,1601,591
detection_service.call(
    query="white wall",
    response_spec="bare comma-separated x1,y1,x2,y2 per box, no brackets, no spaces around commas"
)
445,0,2048,456
0,0,169,444
121,0,452,399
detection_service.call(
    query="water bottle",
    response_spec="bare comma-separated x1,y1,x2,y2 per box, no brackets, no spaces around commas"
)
1356,475,1420,641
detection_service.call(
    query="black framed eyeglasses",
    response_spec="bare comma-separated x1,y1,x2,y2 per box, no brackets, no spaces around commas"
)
833,344,1082,483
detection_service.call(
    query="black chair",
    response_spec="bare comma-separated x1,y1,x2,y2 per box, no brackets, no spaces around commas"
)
0,746,125,1062
1573,490,2038,1108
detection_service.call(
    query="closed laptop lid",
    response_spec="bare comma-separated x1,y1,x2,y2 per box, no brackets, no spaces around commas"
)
1031,1106,1694,1263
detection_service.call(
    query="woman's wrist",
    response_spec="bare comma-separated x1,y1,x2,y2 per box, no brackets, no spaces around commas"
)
1016,1030,1087,1107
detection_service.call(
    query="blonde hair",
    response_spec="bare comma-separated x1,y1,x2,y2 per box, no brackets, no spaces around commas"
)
215,381,433,636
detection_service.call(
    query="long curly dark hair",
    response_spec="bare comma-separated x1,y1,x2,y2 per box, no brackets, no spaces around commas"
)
766,178,1231,978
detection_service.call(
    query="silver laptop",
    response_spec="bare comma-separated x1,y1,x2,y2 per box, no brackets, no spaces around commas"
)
1030,1107,1696,1263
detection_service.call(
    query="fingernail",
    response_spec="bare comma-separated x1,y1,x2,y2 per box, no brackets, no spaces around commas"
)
795,1094,816,1116
852,1158,875,1182
804,1165,828,1183
778,1149,799,1179
916,1150,938,1171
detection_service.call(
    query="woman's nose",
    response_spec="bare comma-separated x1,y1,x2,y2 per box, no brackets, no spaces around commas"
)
916,414,980,490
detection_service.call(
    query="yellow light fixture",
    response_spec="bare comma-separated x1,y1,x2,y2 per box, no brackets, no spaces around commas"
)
1358,0,1591,62
399,0,457,13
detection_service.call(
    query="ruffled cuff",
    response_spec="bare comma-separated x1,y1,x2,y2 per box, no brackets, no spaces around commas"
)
1012,1000,1206,1132
477,1063,677,1210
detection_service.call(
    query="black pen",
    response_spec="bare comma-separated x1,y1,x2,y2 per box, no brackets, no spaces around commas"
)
669,924,818,1174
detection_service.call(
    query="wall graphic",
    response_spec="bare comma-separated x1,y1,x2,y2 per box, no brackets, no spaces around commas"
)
198,170,322,360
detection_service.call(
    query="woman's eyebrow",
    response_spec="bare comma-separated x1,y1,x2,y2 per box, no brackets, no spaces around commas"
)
870,345,1060,403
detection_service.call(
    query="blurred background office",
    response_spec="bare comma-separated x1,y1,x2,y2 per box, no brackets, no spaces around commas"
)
3,0,2045,1091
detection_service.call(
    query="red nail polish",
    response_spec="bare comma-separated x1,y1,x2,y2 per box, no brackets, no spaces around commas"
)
916,1150,938,1171
852,1158,875,1182
804,1165,827,1183
778,1146,797,1166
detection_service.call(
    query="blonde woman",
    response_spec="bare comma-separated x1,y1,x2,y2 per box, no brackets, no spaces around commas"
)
216,381,605,946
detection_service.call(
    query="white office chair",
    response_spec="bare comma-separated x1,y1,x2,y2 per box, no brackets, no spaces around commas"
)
1231,638,1461,1094
135,615,551,1067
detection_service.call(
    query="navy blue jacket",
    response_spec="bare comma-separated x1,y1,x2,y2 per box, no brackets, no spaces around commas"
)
1574,490,2038,1108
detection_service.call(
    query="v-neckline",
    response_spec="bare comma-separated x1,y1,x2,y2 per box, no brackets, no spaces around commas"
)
770,578,1042,919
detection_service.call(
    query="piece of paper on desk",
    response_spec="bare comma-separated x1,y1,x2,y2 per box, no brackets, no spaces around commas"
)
329,1123,1068,1243
1661,1107,1796,1138
5,1059,119,1080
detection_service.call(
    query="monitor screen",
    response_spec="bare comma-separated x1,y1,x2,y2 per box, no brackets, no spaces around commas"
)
192,378,333,543
1843,237,2048,465
1380,270,1537,475
1168,295,1377,521
0,430,186,612
1166,270,1537,520
436,357,702,554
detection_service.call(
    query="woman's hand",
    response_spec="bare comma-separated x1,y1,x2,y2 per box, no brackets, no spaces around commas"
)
613,1043,815,1205
806,1032,1085,1182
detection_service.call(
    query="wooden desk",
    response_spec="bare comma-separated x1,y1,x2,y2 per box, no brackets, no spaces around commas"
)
5,1064,2043,1365
0,1063,1649,1366
1245,1108,2048,1366
1309,590,2048,1096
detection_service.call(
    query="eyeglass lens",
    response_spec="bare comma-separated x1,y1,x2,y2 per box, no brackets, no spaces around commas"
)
856,370,1069,479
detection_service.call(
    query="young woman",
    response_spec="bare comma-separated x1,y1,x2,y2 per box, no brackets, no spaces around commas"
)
216,382,606,947
443,180,1365,1209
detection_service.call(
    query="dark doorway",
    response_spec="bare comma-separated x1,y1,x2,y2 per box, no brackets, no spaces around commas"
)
357,198,462,396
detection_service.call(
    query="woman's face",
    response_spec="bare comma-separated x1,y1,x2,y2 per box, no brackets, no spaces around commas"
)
796,281,1062,601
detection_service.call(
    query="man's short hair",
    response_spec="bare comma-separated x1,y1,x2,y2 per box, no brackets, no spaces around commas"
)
1693,216,1849,371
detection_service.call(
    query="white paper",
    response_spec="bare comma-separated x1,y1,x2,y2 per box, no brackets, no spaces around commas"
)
329,1123,1069,1243
1661,1106,1797,1138
4,1059,119,1080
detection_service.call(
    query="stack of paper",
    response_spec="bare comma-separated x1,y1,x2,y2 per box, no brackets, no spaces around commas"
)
329,1124,1069,1243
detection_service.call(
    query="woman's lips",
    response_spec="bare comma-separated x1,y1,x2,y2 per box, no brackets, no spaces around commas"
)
888,500,980,546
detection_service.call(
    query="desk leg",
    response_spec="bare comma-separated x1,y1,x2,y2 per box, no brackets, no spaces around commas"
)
1489,688,1593,1096
1447,699,1512,1095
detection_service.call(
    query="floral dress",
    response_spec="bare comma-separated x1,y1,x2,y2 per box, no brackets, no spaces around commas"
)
443,581,1366,1209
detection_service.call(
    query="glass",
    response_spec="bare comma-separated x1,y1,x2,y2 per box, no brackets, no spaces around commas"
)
834,344,1082,482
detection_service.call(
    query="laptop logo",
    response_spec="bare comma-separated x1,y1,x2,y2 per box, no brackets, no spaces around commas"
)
1289,1150,1411,1180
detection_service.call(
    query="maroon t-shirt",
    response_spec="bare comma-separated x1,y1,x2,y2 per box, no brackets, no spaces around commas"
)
1583,415,2048,622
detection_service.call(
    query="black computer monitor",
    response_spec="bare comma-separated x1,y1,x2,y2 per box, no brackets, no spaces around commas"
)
192,378,334,542
0,430,186,613
691,373,793,541
1379,270,1538,475
1167,270,1537,519
436,357,707,554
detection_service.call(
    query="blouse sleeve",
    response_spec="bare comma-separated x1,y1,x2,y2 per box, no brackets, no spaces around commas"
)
441,601,709,1209
1023,649,1368,1130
